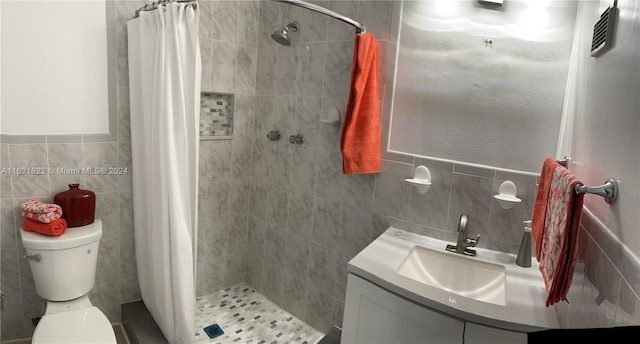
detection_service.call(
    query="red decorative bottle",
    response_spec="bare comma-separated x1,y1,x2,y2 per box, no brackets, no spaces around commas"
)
54,184,96,228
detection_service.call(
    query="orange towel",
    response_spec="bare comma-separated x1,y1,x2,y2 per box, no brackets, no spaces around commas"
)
22,218,67,237
538,166,584,306
340,33,381,174
532,157,563,261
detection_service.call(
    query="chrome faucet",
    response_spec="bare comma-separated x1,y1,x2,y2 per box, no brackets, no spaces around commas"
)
446,214,480,257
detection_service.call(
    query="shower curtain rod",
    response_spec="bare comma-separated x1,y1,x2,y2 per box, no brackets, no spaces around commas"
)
272,0,367,34
134,0,197,18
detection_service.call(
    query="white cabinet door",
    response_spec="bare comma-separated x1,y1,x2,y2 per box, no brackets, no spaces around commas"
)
342,274,464,344
464,322,527,344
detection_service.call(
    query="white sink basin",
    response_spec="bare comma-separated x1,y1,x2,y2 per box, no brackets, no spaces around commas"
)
396,245,507,306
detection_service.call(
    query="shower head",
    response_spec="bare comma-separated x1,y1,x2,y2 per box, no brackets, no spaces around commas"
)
271,21,299,47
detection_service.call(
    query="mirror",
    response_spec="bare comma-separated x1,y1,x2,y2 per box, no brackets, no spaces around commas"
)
1,0,111,136
388,0,578,173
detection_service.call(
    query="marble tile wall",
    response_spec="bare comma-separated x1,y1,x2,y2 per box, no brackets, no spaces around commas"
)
553,209,640,328
195,0,259,297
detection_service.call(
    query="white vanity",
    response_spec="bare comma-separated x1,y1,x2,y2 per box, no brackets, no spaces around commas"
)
342,227,561,343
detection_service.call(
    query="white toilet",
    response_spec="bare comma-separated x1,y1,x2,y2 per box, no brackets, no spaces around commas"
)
20,219,117,344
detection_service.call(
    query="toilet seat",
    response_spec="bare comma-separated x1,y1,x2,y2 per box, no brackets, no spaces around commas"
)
32,306,116,343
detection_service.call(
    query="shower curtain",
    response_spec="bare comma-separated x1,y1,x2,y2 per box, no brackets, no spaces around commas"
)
556,0,587,159
127,3,201,343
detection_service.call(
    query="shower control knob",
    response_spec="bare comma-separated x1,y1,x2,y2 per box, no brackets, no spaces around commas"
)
289,134,305,145
266,130,282,141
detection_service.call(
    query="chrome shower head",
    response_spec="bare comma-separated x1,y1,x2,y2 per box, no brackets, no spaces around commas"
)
271,21,299,47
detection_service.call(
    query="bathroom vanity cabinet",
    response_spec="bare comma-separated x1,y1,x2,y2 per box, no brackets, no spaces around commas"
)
342,274,527,344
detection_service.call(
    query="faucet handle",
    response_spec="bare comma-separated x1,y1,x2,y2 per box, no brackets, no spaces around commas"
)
466,233,480,247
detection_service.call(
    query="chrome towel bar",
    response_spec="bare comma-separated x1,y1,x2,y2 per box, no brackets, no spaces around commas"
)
574,179,618,204
556,157,618,204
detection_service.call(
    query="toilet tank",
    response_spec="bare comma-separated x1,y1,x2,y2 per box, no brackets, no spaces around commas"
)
20,220,103,301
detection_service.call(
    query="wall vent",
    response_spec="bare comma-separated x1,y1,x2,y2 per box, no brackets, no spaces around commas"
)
591,3,618,57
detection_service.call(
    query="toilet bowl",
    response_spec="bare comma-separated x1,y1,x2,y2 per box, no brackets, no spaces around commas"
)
20,219,116,344
31,295,115,343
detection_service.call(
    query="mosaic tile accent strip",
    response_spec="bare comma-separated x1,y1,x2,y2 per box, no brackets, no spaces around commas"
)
201,92,234,138
195,283,324,344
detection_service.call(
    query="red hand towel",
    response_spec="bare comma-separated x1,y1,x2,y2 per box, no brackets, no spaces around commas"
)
22,218,67,237
538,167,584,306
532,157,563,261
19,200,63,224
340,33,381,174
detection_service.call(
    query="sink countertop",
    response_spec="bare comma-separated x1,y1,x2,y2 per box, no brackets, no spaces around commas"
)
347,227,561,333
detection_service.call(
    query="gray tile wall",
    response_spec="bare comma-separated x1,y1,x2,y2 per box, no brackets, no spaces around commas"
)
195,0,260,297
554,210,640,328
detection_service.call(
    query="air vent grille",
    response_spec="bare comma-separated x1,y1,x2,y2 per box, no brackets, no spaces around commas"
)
591,4,618,57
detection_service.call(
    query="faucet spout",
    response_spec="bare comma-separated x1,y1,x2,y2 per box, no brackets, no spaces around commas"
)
446,214,480,257
457,214,468,233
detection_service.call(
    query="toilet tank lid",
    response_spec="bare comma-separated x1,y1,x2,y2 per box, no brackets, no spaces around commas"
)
20,219,103,250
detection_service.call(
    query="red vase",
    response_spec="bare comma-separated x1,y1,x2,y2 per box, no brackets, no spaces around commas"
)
54,184,96,228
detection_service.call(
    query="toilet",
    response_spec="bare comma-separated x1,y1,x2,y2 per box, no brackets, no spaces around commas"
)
20,219,117,344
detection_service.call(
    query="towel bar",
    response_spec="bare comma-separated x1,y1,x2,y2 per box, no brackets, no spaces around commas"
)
556,156,570,167
575,179,618,204
555,157,618,204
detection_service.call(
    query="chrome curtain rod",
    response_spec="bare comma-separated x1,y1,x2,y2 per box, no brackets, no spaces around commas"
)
272,0,367,34
135,0,197,18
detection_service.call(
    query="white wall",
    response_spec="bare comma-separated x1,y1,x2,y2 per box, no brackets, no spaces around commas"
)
389,0,578,173
1,0,109,135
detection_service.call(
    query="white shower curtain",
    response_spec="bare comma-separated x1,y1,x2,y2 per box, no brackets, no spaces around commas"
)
556,1,587,160
127,3,200,344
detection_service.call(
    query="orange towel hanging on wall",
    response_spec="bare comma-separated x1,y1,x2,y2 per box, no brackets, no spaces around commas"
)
340,33,381,174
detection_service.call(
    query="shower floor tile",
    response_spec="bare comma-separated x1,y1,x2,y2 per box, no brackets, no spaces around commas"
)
194,283,324,344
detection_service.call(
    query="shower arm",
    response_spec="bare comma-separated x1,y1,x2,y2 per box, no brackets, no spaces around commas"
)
271,0,367,34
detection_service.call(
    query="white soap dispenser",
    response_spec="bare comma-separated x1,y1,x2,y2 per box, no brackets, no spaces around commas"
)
516,220,532,268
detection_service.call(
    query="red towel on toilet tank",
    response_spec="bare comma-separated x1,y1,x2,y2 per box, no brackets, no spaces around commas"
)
340,33,381,174
19,199,63,224
22,218,67,236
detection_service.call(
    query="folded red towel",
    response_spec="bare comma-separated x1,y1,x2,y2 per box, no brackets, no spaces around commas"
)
340,33,381,174
22,218,67,237
532,157,563,261
538,167,584,306
19,200,62,224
